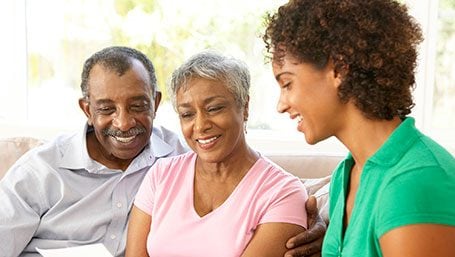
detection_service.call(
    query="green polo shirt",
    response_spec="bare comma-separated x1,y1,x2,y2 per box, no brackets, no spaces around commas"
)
322,117,455,257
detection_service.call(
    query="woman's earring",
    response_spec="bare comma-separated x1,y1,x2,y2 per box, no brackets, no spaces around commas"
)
244,122,248,134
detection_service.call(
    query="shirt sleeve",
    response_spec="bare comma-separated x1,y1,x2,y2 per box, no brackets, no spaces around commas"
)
376,166,455,238
0,162,45,256
133,160,160,215
260,176,309,229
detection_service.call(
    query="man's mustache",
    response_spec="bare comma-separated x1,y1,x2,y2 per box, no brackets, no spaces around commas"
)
102,127,146,137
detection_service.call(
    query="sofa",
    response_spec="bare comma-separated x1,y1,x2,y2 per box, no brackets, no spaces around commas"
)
0,136,341,221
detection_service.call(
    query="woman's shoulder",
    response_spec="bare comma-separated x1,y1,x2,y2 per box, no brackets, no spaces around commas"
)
156,151,196,165
253,156,306,189
149,151,196,178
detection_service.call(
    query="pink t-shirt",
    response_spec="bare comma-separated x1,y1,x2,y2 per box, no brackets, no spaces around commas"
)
134,152,308,257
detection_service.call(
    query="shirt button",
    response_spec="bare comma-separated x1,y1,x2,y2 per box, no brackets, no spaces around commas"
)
110,234,116,240
116,202,122,208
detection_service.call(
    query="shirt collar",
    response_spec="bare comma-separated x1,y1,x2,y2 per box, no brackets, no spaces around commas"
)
368,117,420,166
59,123,175,172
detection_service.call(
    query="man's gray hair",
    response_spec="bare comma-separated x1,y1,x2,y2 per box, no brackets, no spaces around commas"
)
80,46,158,99
168,50,250,109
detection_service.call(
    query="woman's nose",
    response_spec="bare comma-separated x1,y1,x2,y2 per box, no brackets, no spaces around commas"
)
194,112,211,132
276,94,288,114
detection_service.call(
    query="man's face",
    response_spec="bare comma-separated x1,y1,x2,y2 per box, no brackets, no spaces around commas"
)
79,60,160,169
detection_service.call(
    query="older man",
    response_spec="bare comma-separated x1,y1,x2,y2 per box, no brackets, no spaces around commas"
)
0,46,187,256
0,46,325,257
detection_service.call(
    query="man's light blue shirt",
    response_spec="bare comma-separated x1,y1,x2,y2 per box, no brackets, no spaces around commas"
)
0,124,188,257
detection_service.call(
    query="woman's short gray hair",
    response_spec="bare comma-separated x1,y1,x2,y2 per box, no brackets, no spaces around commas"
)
168,50,250,110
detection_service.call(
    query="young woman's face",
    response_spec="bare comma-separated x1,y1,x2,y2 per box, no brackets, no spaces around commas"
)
272,54,346,145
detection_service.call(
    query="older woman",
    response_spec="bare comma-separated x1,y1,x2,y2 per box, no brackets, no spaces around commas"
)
125,51,309,257
263,0,455,256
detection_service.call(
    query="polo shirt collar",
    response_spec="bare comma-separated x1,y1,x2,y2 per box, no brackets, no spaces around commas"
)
368,117,420,167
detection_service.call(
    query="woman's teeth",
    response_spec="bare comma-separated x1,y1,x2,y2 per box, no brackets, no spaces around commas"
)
197,136,218,144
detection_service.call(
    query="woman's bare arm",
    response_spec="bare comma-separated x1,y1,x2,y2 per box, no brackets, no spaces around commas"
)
125,205,152,257
380,224,455,257
284,196,326,257
241,222,306,257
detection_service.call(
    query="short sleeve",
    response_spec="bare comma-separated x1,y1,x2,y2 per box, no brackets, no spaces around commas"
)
134,162,159,215
376,166,455,237
260,178,309,229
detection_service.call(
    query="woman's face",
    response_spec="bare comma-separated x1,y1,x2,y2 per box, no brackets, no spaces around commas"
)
272,54,345,145
176,78,248,163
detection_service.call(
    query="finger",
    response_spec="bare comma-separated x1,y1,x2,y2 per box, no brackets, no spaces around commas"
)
286,222,325,248
305,196,319,226
286,196,325,248
284,237,323,257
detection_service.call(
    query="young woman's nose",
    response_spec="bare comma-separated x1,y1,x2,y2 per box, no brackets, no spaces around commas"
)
276,93,289,114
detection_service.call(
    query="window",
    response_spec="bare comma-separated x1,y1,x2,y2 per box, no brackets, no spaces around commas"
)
406,0,455,153
432,0,455,150
1,0,454,155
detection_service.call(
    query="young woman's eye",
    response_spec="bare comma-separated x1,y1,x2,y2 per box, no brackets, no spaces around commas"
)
282,82,291,90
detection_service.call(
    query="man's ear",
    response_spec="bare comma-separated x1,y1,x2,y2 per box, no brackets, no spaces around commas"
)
79,98,92,124
153,91,162,117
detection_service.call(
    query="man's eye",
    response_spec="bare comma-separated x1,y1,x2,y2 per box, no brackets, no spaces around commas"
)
131,104,149,112
97,107,114,114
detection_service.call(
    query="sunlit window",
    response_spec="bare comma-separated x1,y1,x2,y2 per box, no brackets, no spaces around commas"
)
433,0,455,129
1,0,454,155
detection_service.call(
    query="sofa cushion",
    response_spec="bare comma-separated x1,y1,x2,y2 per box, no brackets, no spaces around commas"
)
0,136,334,221
266,154,342,178
0,137,43,180
0,137,334,220
1,138,342,181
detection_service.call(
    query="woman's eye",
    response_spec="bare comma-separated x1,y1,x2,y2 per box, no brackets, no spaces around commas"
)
180,112,193,119
208,106,223,112
282,82,291,90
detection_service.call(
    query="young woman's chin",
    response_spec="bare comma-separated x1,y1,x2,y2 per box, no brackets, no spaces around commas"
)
304,135,318,145
303,130,326,145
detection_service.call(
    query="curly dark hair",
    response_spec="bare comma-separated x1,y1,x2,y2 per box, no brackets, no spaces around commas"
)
80,46,158,99
263,0,423,120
